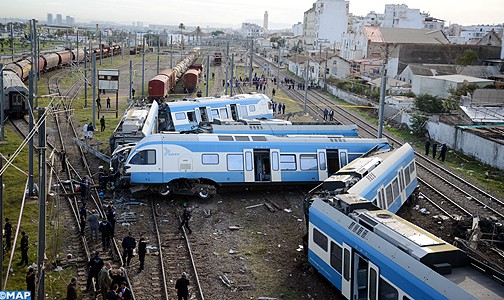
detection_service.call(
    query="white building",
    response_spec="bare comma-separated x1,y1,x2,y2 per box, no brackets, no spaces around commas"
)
412,75,494,99
314,0,349,47
292,22,303,37
448,24,503,44
264,11,269,31
56,14,62,25
383,4,424,29
303,4,316,47
47,13,53,25
241,23,266,37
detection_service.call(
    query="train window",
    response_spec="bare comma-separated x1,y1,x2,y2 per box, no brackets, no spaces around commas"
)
219,108,229,119
409,162,415,176
272,151,279,171
343,249,350,281
318,152,327,170
129,150,156,165
313,228,328,252
280,155,296,171
211,109,219,119
300,154,317,171
235,136,250,141
379,278,398,300
369,268,377,300
240,106,248,117
330,242,343,274
249,105,256,112
391,179,399,201
218,135,234,141
339,152,348,166
187,111,196,122
245,151,253,171
251,136,267,141
398,171,404,191
402,297,411,300
385,185,393,207
403,168,411,185
202,154,219,165
227,154,244,171
175,112,186,120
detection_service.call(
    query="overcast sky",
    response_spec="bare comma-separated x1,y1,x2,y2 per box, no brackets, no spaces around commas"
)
1,0,503,29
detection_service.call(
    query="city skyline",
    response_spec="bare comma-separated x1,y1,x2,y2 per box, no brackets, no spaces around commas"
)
1,0,503,29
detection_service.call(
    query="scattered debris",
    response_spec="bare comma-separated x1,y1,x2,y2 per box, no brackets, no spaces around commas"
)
203,209,212,218
229,249,238,254
296,245,304,252
266,198,281,210
264,203,275,212
228,226,243,231
219,274,234,289
284,208,292,213
245,203,264,209
419,208,430,215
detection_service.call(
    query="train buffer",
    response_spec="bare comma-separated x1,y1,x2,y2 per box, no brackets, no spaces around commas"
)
73,138,110,164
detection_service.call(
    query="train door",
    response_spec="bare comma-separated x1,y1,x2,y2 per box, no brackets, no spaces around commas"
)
339,150,349,168
317,149,328,181
341,243,352,299
353,252,369,300
254,150,271,182
368,262,379,300
243,149,254,182
230,104,239,120
270,150,281,182
326,150,340,176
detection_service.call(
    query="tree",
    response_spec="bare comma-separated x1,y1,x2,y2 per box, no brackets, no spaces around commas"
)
211,30,225,37
409,113,429,136
455,49,478,66
414,94,447,113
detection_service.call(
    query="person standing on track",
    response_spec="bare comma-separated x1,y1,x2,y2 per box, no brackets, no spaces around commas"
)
138,234,147,272
66,277,78,300
98,262,113,299
88,209,100,242
122,232,136,267
86,251,104,292
179,205,192,234
175,272,190,300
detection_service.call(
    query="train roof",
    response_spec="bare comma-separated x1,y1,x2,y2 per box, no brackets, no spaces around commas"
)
2,70,28,93
147,132,388,145
310,199,504,299
165,93,270,108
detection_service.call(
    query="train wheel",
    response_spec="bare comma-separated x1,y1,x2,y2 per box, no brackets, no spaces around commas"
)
159,185,172,197
197,187,211,200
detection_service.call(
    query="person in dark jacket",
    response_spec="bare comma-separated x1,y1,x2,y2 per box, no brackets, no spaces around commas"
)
179,206,192,234
119,281,133,300
425,140,431,156
19,231,29,266
106,206,116,237
99,219,113,251
439,143,448,162
138,234,147,271
175,272,190,300
66,277,78,300
106,284,119,300
26,267,36,297
86,251,104,291
4,217,12,249
432,142,438,159
122,232,136,266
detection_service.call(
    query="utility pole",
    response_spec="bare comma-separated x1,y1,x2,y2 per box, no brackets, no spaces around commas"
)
205,53,210,97
99,30,102,65
76,29,79,69
28,71,34,196
84,47,88,107
170,36,173,68
157,35,160,74
31,19,38,104
0,152,3,291
129,60,133,100
324,49,328,89
377,44,389,138
36,107,46,300
277,45,281,86
249,39,253,87
230,53,234,96
0,64,4,141
10,23,14,60
225,40,229,95
92,55,96,128
304,60,309,112
142,37,145,98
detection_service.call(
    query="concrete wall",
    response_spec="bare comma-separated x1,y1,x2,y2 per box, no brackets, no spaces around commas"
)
427,120,504,169
326,84,374,107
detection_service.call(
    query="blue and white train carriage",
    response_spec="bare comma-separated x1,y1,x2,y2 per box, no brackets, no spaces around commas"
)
123,133,390,198
308,143,417,213
161,93,273,132
307,197,504,300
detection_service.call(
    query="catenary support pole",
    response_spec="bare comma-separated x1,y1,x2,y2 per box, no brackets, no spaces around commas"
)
377,63,387,138
129,60,133,100
170,36,173,68
36,107,46,300
0,154,3,290
230,53,234,96
92,55,96,128
205,54,210,97
0,63,4,141
225,40,229,95
157,35,160,74
84,47,88,107
304,61,309,112
249,39,253,87
28,71,34,196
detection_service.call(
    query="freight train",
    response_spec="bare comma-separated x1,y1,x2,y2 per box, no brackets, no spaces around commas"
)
122,133,389,198
1,44,121,116
147,54,196,99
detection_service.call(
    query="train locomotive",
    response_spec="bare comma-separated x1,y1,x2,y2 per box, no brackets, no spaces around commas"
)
1,69,29,116
122,133,389,198
305,144,504,299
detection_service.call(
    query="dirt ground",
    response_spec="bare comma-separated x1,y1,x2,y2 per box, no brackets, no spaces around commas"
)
175,186,345,300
